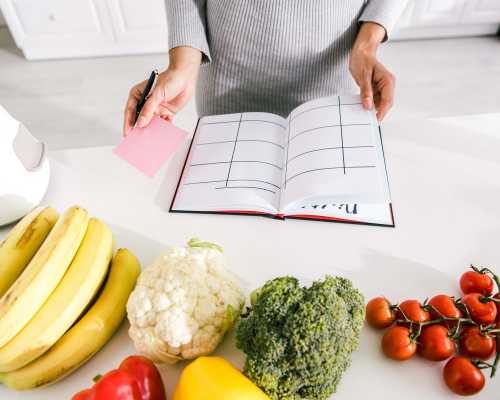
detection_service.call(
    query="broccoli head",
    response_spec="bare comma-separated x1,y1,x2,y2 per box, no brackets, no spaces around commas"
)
236,276,365,400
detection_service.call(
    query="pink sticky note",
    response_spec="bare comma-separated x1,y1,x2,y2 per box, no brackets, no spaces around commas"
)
113,117,188,177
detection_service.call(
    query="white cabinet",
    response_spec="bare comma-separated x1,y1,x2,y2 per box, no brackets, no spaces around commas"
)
463,0,500,23
394,0,500,40
0,0,167,59
106,0,167,52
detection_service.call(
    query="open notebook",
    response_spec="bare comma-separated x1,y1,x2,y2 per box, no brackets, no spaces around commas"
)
170,95,394,227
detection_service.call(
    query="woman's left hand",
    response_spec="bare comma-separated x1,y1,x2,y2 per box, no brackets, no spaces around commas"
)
349,22,395,122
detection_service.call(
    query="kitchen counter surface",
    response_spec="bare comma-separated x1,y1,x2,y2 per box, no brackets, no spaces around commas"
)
1,114,500,399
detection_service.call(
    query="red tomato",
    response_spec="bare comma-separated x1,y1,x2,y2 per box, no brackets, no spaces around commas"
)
443,356,485,396
418,325,456,361
460,326,496,360
461,293,497,325
460,271,494,296
495,293,500,323
397,300,430,324
381,325,417,361
428,294,462,320
366,297,395,329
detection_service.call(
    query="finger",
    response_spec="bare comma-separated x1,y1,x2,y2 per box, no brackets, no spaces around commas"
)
123,94,138,136
122,83,146,136
136,89,164,128
158,103,176,120
376,80,395,122
360,71,374,110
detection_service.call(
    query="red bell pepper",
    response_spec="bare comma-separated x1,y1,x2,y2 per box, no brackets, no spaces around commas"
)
72,356,166,400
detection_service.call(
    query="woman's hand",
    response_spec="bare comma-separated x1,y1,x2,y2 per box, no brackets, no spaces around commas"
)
123,46,202,135
350,22,395,122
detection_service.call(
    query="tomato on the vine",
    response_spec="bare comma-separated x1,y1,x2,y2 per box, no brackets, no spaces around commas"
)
428,294,462,320
418,325,455,361
460,270,494,296
495,293,500,323
461,293,497,325
397,299,430,324
443,356,485,396
460,326,496,360
381,325,417,361
366,297,396,329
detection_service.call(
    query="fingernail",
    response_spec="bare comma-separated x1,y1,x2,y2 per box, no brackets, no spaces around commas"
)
137,116,147,128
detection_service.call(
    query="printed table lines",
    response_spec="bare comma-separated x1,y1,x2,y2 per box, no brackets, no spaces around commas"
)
215,186,276,194
286,146,374,164
196,139,284,149
285,166,376,184
201,119,286,130
289,101,362,122
226,114,243,186
289,123,370,142
338,96,346,174
191,160,282,170
184,179,281,190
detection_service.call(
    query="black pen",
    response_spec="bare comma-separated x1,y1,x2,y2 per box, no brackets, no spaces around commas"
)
134,69,159,126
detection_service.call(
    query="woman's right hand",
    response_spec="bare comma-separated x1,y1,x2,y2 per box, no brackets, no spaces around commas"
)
123,46,202,135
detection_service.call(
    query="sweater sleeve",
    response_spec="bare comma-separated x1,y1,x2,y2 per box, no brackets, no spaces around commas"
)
165,0,211,63
359,0,408,41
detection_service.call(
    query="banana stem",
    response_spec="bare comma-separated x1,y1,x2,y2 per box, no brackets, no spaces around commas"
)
0,372,5,384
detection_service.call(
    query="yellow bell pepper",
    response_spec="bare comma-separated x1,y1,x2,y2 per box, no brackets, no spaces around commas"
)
173,356,271,400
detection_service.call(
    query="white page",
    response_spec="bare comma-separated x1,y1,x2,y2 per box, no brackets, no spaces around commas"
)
172,112,287,214
280,95,391,213
284,198,394,226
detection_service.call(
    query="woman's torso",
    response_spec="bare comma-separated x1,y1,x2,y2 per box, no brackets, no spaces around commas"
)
196,0,366,117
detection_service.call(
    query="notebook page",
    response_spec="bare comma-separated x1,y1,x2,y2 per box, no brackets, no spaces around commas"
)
280,95,391,213
283,199,394,226
171,112,287,214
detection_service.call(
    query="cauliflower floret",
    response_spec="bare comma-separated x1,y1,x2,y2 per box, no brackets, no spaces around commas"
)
127,238,245,363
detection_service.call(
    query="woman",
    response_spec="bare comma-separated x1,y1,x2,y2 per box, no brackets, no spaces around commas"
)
123,0,407,134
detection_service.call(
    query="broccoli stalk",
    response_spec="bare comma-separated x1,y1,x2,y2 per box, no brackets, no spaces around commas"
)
236,276,365,400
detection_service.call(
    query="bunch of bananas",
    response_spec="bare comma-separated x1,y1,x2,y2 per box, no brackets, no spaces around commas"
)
0,206,141,390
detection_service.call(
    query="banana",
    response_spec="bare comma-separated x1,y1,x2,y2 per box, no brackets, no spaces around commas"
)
0,218,113,372
0,248,141,390
0,206,89,348
0,206,58,298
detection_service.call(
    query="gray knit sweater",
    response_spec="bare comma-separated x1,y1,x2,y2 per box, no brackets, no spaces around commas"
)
166,0,407,117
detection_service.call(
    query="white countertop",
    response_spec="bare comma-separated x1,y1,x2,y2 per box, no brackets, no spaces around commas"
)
2,114,500,399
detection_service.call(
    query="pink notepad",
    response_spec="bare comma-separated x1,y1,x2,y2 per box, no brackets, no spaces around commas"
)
114,117,188,177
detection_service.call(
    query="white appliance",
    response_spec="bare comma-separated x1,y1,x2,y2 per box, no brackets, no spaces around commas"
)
0,105,50,226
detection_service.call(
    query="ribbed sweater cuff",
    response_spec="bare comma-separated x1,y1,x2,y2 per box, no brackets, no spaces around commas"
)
359,0,408,41
165,1,212,63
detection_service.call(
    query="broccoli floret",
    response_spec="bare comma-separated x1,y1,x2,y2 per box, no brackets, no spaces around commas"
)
236,276,365,400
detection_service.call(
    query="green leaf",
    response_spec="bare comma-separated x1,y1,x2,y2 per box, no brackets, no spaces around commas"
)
187,238,223,253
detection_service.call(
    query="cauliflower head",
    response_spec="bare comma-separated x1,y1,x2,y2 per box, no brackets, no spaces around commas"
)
127,239,245,363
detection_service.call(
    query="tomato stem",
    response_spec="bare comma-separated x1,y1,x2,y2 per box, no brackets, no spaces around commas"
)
474,264,500,294
492,335,500,378
485,297,500,303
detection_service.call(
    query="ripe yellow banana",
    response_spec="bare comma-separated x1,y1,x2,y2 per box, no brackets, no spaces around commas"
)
0,218,113,372
0,248,141,390
0,206,89,348
0,206,58,298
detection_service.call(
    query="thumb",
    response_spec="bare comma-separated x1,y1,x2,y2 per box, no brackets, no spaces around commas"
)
360,72,374,110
